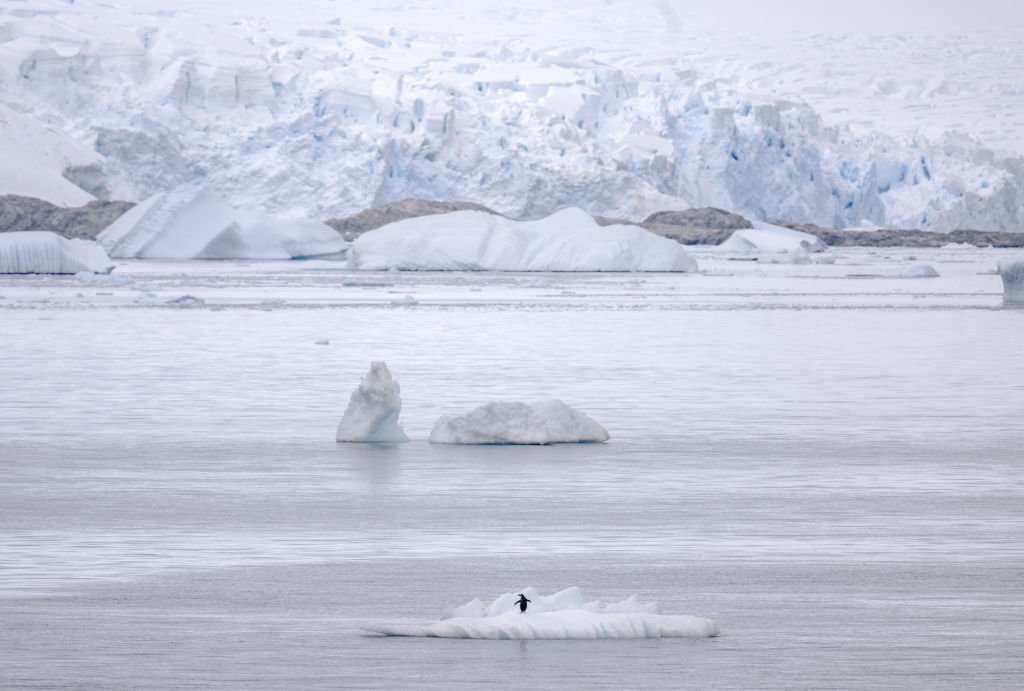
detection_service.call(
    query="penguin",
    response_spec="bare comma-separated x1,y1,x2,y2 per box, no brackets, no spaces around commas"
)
515,593,531,613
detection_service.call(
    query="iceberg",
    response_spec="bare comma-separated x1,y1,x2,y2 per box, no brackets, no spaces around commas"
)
97,186,345,260
998,257,1024,304
0,231,114,274
367,587,720,639
429,400,609,445
348,208,698,272
336,362,409,443
719,222,828,254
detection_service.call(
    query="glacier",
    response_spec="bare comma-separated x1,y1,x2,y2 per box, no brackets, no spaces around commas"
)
0,231,114,274
1,1,1022,232
336,361,409,443
429,400,609,445
97,186,345,260
998,257,1024,304
348,208,698,272
367,586,720,639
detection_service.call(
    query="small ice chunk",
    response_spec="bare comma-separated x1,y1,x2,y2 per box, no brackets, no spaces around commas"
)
998,257,1024,304
369,587,719,639
429,400,609,445
166,295,205,308
336,361,410,443
0,231,114,274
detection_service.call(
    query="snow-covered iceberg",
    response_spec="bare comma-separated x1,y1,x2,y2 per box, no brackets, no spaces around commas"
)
368,587,719,640
348,208,698,272
97,185,345,260
429,400,609,445
998,257,1024,304
0,231,114,274
336,361,409,443
719,222,827,254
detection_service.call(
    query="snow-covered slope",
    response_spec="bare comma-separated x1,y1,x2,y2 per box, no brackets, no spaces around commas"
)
97,186,344,260
2,0,1023,230
349,208,697,272
0,231,113,274
369,586,719,639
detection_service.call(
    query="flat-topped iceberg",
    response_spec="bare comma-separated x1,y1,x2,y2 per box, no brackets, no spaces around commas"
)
336,361,409,443
429,400,609,445
998,257,1024,304
0,231,114,274
348,208,698,272
367,587,719,640
720,221,827,254
847,264,940,278
98,185,345,260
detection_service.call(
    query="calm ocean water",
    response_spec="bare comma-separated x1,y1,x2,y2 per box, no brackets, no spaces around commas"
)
2,251,1023,688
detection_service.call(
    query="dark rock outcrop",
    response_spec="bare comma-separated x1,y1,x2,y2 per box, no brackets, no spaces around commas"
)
325,198,499,240
770,220,1024,248
0,195,135,240
644,207,753,231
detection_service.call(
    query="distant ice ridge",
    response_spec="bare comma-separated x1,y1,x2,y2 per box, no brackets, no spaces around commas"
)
368,586,719,639
0,231,113,274
97,186,345,260
3,2,1023,231
429,400,609,445
997,257,1024,304
349,208,697,272
336,362,409,443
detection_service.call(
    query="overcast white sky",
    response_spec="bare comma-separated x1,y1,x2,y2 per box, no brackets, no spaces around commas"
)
659,0,1024,34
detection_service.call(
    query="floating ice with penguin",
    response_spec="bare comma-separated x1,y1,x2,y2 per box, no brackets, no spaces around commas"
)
429,400,609,445
336,361,409,443
367,586,720,639
0,231,113,274
348,208,698,272
998,257,1024,305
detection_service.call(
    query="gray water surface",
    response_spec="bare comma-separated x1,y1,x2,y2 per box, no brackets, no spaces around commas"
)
2,257,1023,688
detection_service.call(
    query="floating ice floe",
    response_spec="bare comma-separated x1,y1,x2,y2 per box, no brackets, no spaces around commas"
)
998,257,1024,304
367,587,719,640
429,400,609,445
847,264,940,278
719,221,828,254
0,231,114,274
336,361,409,443
348,208,698,272
98,185,345,260
165,295,205,308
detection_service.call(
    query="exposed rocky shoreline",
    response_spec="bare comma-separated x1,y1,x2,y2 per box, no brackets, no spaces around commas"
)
3,194,1023,248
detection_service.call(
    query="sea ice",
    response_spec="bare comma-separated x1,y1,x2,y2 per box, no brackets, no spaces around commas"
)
336,361,409,443
847,264,940,278
0,231,114,274
998,257,1024,304
97,185,345,260
429,400,609,445
368,587,719,639
348,208,698,272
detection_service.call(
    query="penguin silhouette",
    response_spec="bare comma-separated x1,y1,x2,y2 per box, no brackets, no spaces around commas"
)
515,593,531,613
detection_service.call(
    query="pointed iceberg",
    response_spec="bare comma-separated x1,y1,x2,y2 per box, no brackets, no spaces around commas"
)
998,257,1024,305
98,185,345,260
336,362,409,443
